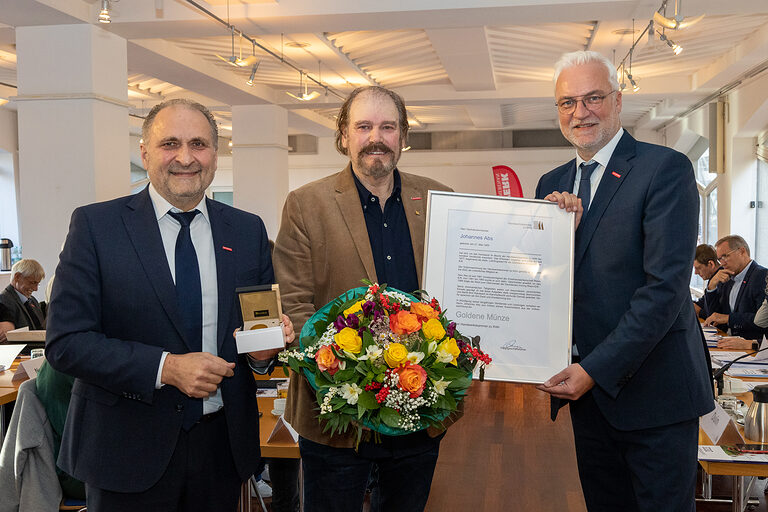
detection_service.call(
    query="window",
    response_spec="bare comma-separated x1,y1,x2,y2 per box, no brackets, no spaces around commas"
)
691,148,719,291
756,142,768,265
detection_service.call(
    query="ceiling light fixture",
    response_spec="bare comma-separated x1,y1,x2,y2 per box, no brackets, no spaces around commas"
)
98,0,111,23
246,62,260,86
659,32,683,55
286,72,320,101
653,0,704,30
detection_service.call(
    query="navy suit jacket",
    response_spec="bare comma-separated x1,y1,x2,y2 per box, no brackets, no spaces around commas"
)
702,261,768,340
535,131,713,431
46,187,273,493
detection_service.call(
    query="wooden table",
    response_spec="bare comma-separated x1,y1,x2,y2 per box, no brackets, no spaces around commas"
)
699,348,768,511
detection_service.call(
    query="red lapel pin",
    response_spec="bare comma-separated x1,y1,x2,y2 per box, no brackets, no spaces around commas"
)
611,171,622,178
222,246,233,252
411,196,422,200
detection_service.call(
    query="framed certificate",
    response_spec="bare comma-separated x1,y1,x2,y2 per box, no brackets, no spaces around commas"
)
422,191,574,384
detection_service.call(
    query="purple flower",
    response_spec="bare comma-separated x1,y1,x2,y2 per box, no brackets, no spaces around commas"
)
333,315,347,332
346,313,360,329
446,322,457,338
362,300,375,316
373,309,384,323
358,326,368,337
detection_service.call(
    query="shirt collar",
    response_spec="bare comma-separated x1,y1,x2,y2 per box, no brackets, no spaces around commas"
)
351,167,402,205
576,127,625,169
734,260,754,284
148,184,210,223
14,287,27,303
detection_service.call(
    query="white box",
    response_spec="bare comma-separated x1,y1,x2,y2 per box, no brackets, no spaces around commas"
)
235,326,284,353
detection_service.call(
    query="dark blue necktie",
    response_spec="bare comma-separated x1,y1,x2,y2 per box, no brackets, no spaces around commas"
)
168,209,202,430
578,161,599,213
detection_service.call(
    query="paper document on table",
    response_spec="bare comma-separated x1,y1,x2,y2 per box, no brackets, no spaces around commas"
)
726,365,768,378
698,445,768,463
0,344,24,372
699,402,732,444
711,351,766,365
267,415,299,444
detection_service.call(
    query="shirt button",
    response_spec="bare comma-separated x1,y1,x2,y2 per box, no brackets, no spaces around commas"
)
387,255,392,261
383,223,388,228
370,197,376,202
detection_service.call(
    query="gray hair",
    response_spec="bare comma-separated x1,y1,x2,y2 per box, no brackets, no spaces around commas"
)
11,259,44,281
142,99,219,150
335,86,409,156
553,51,620,92
716,234,751,257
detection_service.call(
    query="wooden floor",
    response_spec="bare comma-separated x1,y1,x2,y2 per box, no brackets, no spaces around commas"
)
425,380,585,512
253,379,768,512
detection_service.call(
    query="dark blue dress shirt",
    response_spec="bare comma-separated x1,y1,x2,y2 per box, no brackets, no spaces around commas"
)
352,169,419,294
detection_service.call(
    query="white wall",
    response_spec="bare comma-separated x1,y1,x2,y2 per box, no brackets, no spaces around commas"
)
0,108,19,253
288,137,574,199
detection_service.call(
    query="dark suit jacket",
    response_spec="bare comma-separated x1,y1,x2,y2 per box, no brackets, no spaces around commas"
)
46,187,273,493
0,284,46,331
274,165,454,448
702,261,768,340
535,131,713,431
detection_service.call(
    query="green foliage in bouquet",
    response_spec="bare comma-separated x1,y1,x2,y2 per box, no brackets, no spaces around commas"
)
279,282,491,441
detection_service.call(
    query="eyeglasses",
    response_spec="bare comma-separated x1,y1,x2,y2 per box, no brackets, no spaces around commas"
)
717,247,741,261
556,91,618,114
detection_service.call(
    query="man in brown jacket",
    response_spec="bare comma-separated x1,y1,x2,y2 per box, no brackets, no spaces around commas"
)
273,86,452,512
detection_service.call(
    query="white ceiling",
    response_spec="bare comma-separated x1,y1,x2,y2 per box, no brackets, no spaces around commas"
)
1,0,767,138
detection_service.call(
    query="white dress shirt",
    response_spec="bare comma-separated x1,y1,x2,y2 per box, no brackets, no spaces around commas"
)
149,185,222,413
572,128,625,209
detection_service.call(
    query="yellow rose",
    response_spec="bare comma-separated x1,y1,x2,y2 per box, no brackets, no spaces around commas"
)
438,337,460,365
384,342,409,368
422,318,446,341
334,327,362,354
343,300,364,317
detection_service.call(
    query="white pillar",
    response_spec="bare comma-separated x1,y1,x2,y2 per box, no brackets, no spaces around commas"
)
231,104,290,239
15,24,129,290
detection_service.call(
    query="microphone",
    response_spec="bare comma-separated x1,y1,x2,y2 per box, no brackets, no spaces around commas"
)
713,344,768,394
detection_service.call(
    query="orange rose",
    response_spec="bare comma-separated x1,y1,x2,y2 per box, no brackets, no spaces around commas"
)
396,362,428,398
410,302,439,322
389,310,422,335
315,345,340,376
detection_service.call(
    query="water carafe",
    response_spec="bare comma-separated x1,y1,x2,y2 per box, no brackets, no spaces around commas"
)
745,384,768,441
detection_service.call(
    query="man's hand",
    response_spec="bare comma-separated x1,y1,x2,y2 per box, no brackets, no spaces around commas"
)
707,268,733,290
161,352,235,398
704,312,729,327
247,314,295,361
536,363,595,400
717,336,754,350
543,191,583,229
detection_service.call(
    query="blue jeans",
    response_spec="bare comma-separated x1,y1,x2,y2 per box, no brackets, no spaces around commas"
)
299,431,443,512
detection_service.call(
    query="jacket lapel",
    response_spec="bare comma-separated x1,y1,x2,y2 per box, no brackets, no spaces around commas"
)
6,285,36,327
400,174,428,285
558,159,577,194
733,262,757,312
574,131,636,269
334,165,378,282
122,188,190,348
207,198,236,352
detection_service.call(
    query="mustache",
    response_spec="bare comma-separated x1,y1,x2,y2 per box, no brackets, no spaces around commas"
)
361,142,394,155
168,164,201,173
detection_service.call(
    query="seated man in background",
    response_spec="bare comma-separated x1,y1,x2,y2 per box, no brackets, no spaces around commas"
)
693,244,720,319
0,258,46,343
704,235,767,340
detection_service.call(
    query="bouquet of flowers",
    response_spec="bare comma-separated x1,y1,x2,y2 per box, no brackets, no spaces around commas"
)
279,282,491,440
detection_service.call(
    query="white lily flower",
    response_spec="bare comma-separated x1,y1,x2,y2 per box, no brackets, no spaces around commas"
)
436,348,454,364
407,351,425,364
427,340,438,355
340,382,363,405
358,344,383,361
433,378,451,395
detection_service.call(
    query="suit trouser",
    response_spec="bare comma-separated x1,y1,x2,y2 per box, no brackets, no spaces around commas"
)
570,391,698,512
299,431,443,512
87,409,242,512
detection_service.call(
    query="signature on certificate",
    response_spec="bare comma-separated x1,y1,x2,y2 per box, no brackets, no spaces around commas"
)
500,340,526,351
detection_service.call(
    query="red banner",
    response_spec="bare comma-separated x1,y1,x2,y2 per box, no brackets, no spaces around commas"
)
492,165,523,198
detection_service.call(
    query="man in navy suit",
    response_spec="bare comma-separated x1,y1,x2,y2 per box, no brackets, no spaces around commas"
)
46,99,293,511
693,244,720,319
703,235,767,340
535,51,713,512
